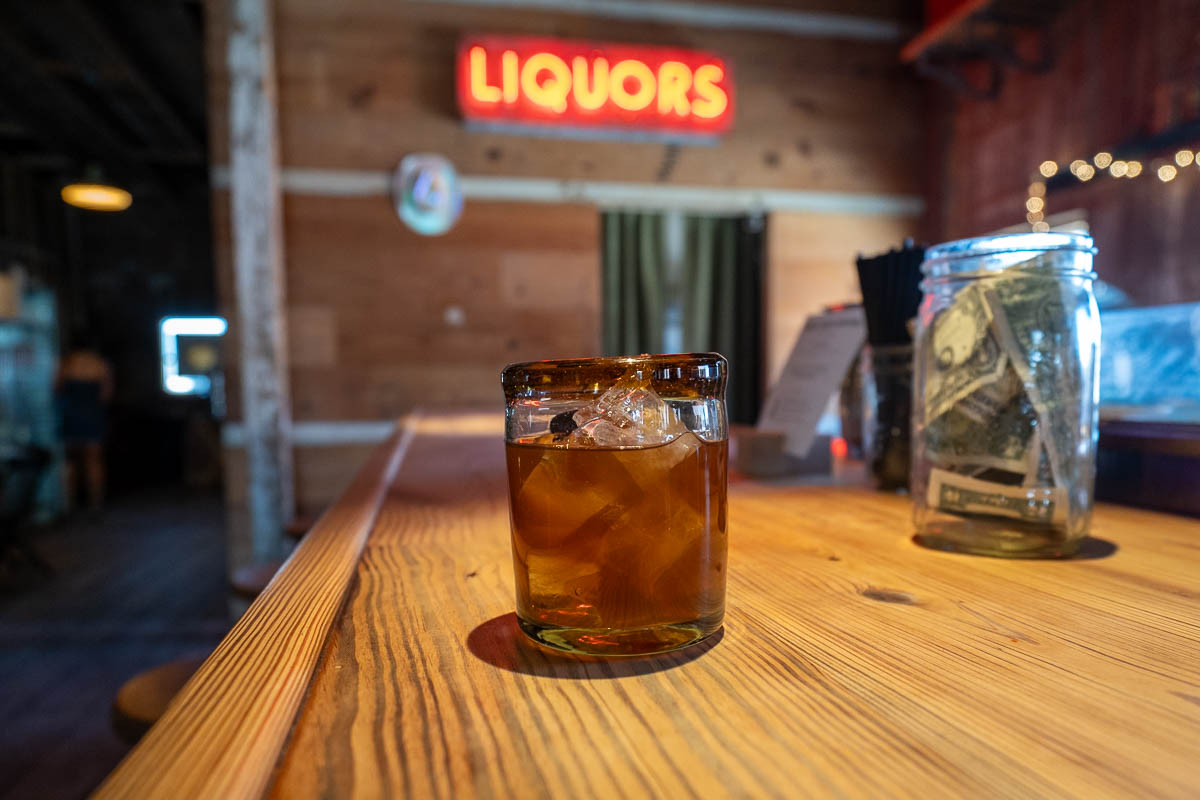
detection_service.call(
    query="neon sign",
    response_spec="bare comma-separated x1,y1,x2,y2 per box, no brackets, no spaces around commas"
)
457,36,734,140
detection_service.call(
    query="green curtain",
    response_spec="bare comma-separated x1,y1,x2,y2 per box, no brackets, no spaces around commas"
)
603,212,664,356
602,211,763,424
681,216,763,423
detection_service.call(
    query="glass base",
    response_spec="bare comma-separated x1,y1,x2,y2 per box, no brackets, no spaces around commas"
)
517,615,722,657
914,517,1081,559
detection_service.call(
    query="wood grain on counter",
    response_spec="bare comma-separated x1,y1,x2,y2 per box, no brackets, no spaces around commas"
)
96,413,1200,798
270,418,1200,799
92,421,415,800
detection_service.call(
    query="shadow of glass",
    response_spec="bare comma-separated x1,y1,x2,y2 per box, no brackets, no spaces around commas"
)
467,613,722,679
1069,536,1119,560
911,534,1118,561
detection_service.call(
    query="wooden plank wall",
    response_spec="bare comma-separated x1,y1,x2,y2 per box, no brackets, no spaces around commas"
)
213,195,601,420
206,1,925,192
205,0,926,532
766,211,916,384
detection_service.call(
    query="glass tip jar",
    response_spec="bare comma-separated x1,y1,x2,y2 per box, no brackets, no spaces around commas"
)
910,232,1100,558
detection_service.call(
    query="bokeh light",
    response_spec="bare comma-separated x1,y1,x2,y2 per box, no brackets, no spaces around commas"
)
1028,181,1046,197
1126,160,1143,177
1175,150,1195,167
1109,160,1128,177
1025,196,1045,212
1093,152,1113,168
1076,164,1096,181
61,183,132,211
1039,160,1058,177
1158,164,1177,182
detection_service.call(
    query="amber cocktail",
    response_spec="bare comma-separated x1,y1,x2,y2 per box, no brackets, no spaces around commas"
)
502,354,728,656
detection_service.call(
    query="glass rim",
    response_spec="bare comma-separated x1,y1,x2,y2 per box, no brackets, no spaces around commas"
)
502,352,728,400
502,351,725,378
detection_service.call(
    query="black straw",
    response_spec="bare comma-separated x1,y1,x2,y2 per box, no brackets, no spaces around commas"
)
855,242,925,346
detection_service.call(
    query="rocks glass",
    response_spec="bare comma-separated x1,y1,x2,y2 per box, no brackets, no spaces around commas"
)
502,353,728,656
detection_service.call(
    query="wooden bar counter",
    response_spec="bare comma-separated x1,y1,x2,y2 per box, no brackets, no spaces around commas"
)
96,413,1200,799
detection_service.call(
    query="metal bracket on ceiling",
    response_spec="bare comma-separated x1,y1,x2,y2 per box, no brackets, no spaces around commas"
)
905,0,1062,100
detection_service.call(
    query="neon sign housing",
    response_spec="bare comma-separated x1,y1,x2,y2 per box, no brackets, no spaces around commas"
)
457,36,734,141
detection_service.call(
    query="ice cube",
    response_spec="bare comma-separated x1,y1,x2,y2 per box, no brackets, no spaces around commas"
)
526,551,603,601
619,431,702,488
575,418,641,448
570,370,686,447
511,449,640,548
593,500,708,627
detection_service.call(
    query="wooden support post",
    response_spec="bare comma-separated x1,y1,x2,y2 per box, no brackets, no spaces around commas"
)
228,0,293,562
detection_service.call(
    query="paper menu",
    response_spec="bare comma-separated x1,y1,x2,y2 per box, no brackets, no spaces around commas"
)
757,309,866,458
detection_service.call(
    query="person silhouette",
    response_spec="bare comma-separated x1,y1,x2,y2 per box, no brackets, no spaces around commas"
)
56,329,114,514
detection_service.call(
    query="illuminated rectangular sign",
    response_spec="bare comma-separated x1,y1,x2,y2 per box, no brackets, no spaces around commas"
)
160,316,226,396
457,36,734,141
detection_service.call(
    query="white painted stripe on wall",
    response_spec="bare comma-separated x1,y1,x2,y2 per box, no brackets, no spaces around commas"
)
282,167,391,196
460,175,924,215
417,0,906,41
222,420,397,447
211,166,924,216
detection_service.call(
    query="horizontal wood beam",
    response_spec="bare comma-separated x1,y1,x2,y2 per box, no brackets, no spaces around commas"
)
221,416,507,448
419,0,907,41
210,167,924,216
222,420,398,447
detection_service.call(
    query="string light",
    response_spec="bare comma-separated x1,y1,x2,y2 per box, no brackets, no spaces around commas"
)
1027,145,1190,225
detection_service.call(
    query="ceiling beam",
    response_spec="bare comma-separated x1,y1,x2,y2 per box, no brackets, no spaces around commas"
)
68,0,200,148
8,0,202,154
0,21,178,203
106,0,207,131
0,23,134,165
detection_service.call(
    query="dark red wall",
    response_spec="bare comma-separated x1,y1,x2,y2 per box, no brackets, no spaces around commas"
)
937,0,1200,305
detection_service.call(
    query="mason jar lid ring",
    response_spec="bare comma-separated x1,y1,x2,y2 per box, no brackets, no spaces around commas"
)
921,231,1097,283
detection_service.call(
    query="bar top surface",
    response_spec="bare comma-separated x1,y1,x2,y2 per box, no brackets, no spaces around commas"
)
99,413,1200,799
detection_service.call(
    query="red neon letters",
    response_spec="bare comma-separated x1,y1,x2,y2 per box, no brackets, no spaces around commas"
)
457,36,734,138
